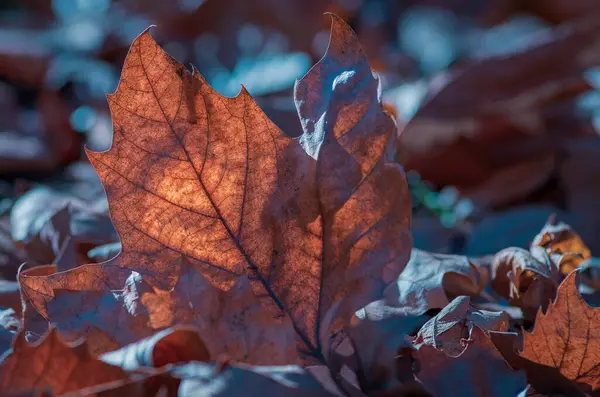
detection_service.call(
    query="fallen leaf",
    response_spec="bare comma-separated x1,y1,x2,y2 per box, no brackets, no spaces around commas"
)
172,361,336,397
10,186,117,247
520,270,600,391
19,14,411,362
531,215,591,274
42,271,157,355
398,15,600,198
414,296,509,356
0,328,128,395
23,205,77,271
414,326,527,397
490,331,588,397
100,326,210,371
343,313,427,395
490,247,559,320
142,267,299,365
19,265,59,340
385,249,487,314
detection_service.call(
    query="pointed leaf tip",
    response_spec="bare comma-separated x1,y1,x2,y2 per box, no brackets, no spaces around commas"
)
520,269,600,390
324,13,364,61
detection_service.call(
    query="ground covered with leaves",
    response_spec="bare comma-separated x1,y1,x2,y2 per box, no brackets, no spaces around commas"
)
2,11,600,397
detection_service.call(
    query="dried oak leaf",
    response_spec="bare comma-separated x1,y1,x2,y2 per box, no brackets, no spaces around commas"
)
19,14,411,361
520,270,600,391
531,216,591,275
414,326,527,397
414,296,509,357
490,247,560,321
385,249,487,314
0,328,128,395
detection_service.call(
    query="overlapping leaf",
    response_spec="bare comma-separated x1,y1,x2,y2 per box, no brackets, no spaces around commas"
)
414,296,508,356
520,271,600,391
386,249,487,314
18,15,411,362
141,266,299,364
100,326,210,370
414,326,527,397
490,246,560,320
172,361,336,397
531,216,591,274
397,15,600,204
0,328,129,395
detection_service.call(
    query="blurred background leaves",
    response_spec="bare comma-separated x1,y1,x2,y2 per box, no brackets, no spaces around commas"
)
2,0,600,279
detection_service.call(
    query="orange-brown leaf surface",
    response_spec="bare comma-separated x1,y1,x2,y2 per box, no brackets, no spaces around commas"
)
490,331,588,396
531,216,591,274
490,246,560,320
141,268,299,364
18,14,411,361
520,270,600,391
0,328,128,395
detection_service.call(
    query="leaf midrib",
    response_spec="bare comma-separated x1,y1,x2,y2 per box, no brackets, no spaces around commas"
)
136,44,322,360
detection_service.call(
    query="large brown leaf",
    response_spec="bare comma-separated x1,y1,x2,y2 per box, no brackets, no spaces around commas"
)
18,14,411,361
520,270,600,391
